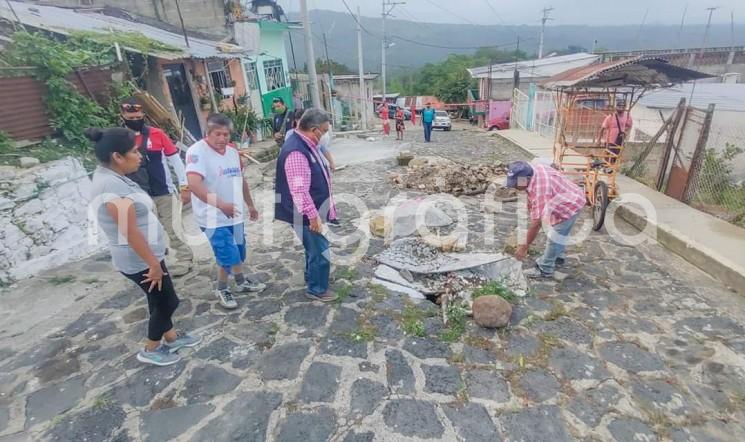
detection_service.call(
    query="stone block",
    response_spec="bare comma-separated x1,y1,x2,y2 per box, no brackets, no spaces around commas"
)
19,157,40,168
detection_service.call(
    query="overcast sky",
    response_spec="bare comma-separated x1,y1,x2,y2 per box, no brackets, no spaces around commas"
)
282,0,745,26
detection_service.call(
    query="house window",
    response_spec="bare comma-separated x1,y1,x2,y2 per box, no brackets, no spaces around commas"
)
207,60,233,98
245,61,259,91
263,59,286,91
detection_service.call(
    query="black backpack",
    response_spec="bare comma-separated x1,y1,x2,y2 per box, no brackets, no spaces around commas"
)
126,126,151,193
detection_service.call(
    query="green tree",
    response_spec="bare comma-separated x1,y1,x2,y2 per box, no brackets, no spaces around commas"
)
387,47,529,103
316,58,354,75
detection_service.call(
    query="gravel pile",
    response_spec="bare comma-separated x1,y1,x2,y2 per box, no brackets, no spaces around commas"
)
390,161,511,196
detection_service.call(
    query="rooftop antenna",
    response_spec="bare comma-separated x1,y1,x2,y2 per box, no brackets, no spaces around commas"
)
678,3,688,48
634,8,649,48
700,6,719,56
731,10,735,47
537,6,554,59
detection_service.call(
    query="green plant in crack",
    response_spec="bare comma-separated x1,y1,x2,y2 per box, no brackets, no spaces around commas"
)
335,267,359,281
440,304,467,343
334,283,353,307
544,303,567,321
401,304,426,337
472,280,516,302
368,283,388,302
349,325,377,342
48,275,76,285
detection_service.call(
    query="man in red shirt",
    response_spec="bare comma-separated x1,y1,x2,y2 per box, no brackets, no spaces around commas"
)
121,99,193,276
506,160,586,278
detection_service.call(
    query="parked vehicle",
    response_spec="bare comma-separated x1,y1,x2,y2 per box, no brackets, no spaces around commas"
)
433,110,452,131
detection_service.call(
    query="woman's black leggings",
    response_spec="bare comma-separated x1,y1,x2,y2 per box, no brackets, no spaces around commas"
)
122,261,180,342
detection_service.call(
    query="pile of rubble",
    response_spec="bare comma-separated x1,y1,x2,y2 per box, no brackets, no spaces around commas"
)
373,237,527,329
390,156,512,197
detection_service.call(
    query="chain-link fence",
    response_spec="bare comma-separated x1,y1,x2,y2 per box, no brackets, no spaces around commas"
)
687,115,745,228
627,103,745,228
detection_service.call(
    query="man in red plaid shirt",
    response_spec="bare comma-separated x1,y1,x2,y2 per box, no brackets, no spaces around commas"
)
506,160,585,278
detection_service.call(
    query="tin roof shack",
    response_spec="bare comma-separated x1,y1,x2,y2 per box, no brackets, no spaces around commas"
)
468,53,599,101
331,74,379,130
1,1,254,140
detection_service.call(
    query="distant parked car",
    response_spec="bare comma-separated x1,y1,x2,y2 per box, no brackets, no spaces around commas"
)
433,110,452,131
488,110,511,130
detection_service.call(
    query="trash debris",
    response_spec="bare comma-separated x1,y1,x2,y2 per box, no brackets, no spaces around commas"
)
368,196,454,240
377,237,507,275
373,265,436,294
370,278,426,299
390,156,510,196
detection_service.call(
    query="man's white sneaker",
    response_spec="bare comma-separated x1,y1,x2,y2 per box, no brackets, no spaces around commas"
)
216,289,238,309
235,279,266,293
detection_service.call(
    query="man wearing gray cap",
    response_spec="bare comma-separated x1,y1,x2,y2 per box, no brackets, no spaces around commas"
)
505,160,585,278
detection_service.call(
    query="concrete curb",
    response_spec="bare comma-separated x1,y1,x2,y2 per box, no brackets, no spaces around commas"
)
615,202,744,295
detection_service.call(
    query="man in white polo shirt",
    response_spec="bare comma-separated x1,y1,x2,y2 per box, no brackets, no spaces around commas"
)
186,114,265,309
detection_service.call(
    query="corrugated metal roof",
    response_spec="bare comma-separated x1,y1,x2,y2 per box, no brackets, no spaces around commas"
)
541,57,712,89
468,53,599,80
333,74,379,81
1,1,250,60
639,83,745,112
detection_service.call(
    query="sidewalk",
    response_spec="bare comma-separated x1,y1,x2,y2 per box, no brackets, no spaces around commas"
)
496,128,745,295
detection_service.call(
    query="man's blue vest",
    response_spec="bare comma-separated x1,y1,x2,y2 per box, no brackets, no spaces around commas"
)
275,132,331,226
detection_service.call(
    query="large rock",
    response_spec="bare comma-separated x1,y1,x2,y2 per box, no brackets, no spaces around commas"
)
473,295,512,328
19,157,40,168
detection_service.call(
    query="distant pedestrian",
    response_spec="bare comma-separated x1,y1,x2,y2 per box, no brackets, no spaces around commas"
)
410,104,417,126
422,103,436,142
599,100,632,163
379,103,391,136
272,97,295,146
186,114,266,310
87,127,201,366
395,106,405,141
506,160,585,279
120,98,194,276
275,108,339,302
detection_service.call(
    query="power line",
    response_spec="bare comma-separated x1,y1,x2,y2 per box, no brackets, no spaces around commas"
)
421,0,478,26
340,0,376,37
389,34,533,51
482,0,507,25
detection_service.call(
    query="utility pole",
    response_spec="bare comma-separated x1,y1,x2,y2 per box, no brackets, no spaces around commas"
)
300,0,321,108
381,0,405,106
174,0,190,48
357,6,368,130
288,32,298,72
513,36,521,91
701,7,719,57
537,7,554,59
322,32,335,123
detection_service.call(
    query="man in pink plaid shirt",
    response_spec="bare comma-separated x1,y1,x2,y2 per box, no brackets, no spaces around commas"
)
506,160,586,278
275,109,338,302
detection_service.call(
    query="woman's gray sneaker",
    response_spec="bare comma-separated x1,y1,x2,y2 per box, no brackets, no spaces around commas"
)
164,332,203,353
137,345,182,366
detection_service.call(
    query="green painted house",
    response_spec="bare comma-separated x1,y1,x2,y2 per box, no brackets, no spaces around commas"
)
234,20,295,119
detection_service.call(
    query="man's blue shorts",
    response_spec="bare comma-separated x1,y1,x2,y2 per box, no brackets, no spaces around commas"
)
201,223,246,271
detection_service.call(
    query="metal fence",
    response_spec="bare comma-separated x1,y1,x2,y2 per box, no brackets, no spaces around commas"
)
511,88,530,130
687,112,745,227
627,102,745,228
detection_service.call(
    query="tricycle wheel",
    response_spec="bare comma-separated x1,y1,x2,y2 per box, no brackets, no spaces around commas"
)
592,181,609,231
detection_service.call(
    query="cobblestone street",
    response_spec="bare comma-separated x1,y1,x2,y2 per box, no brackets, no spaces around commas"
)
2,124,745,441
